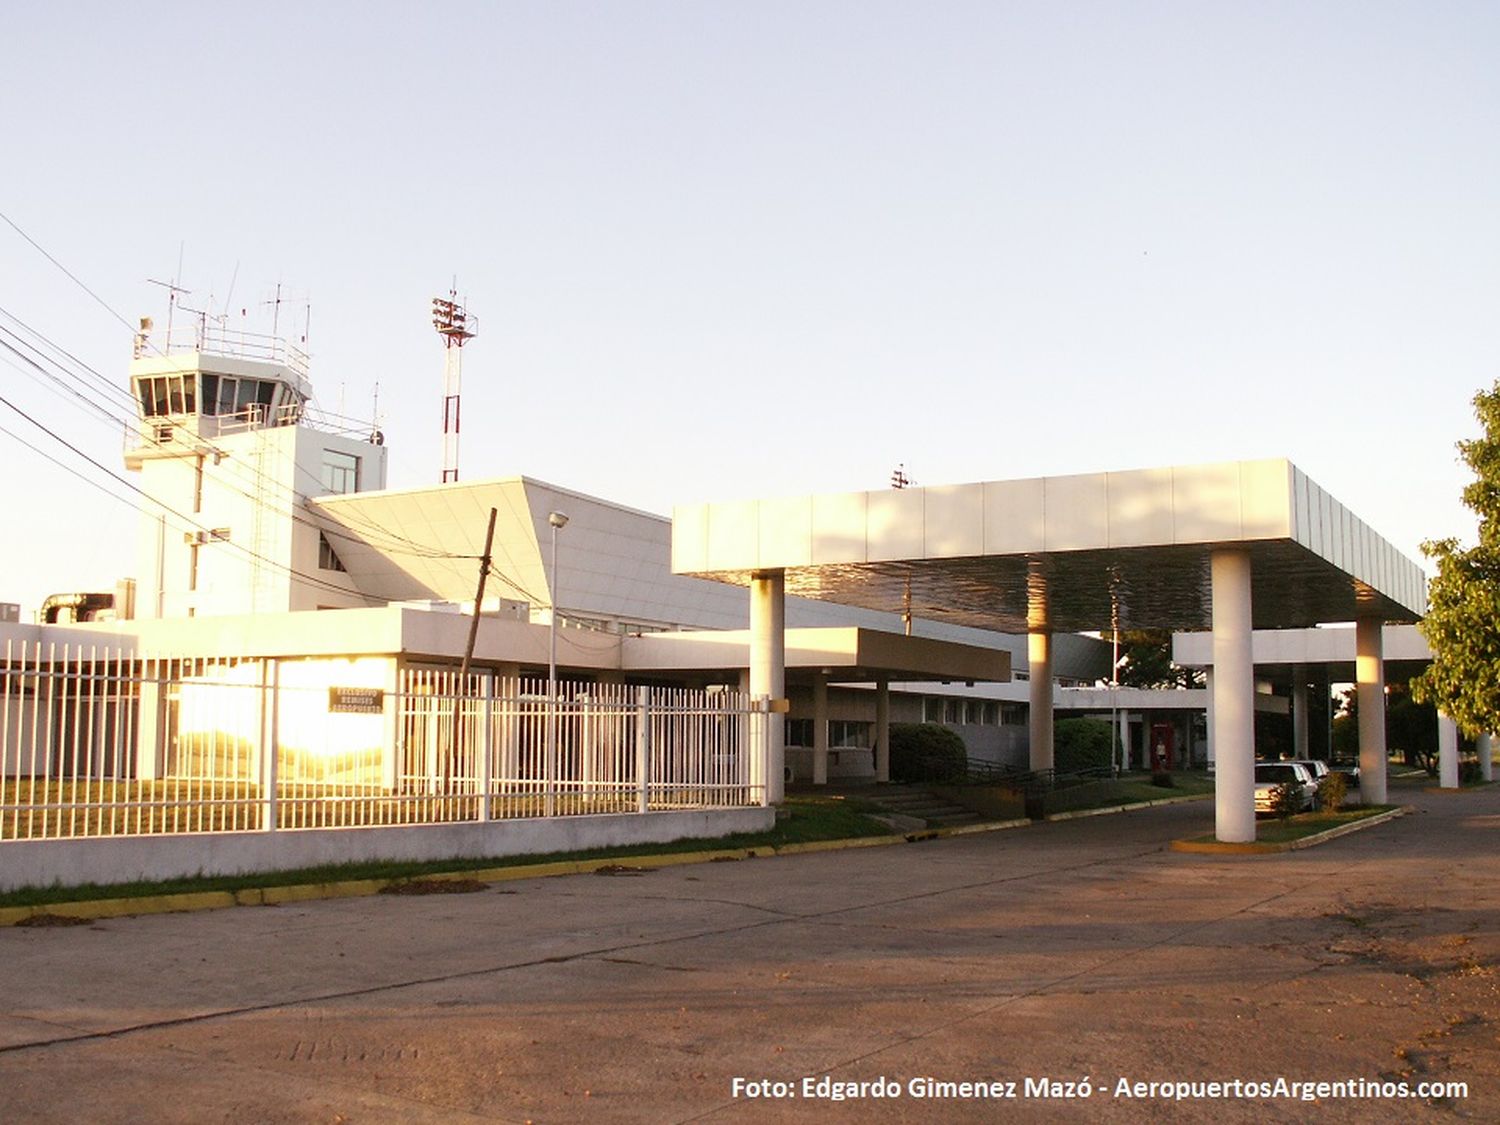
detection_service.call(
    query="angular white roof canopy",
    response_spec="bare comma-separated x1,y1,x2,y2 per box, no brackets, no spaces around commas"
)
672,459,1426,632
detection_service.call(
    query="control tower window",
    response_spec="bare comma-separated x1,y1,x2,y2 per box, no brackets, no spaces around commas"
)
136,375,195,417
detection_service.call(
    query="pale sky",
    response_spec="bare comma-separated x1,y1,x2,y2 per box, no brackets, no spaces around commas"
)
2,1,1497,617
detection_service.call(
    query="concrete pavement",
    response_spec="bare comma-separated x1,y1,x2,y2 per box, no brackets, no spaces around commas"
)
1,782,1496,1122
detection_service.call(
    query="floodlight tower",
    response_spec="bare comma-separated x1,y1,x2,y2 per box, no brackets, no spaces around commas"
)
432,288,477,482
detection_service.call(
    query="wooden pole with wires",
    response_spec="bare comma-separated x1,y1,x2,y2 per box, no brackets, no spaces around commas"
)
460,507,498,683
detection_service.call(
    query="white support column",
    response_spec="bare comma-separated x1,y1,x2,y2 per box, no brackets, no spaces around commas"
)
750,570,786,804
1203,668,1215,772
1211,548,1255,843
1479,733,1494,783
1027,568,1053,772
1438,713,1460,789
382,658,401,791
1355,617,1389,805
812,675,829,785
875,675,890,783
1291,665,1309,761
1116,706,1129,773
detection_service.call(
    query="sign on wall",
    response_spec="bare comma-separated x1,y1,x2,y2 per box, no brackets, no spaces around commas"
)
328,687,384,714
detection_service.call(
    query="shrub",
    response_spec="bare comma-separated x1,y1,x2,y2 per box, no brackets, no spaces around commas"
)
889,723,968,783
1054,718,1115,774
1150,771,1175,789
1271,780,1300,820
1319,771,1347,812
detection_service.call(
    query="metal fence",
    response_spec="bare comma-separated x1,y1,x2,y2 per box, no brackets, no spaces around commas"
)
1,640,764,841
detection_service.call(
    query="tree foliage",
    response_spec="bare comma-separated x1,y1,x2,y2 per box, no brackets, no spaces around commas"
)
1411,380,1500,737
1104,629,1204,689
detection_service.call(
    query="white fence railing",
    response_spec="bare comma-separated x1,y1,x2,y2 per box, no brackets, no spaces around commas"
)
1,641,764,841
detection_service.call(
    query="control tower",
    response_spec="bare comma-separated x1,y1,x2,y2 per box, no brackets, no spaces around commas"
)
124,317,388,618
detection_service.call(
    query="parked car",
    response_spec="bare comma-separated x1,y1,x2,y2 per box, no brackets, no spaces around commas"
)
1254,762,1316,815
1329,757,1361,789
1287,759,1330,806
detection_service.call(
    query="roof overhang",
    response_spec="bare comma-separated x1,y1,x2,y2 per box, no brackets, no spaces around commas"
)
672,459,1427,632
623,627,1009,683
1173,623,1432,682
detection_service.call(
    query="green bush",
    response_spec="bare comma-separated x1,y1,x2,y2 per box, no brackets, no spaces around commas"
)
889,723,968,782
1150,771,1175,789
1271,781,1300,820
1319,771,1347,812
1054,718,1116,774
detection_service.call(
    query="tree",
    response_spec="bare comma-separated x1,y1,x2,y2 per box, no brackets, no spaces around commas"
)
1411,380,1500,737
1104,629,1204,689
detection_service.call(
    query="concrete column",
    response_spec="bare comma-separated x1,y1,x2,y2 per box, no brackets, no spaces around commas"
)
1438,713,1460,789
875,675,890,783
1203,668,1215,771
1116,704,1129,773
1027,568,1053,772
750,570,786,804
1355,617,1388,805
812,674,829,786
1291,665,1309,760
1211,548,1255,843
1479,733,1494,783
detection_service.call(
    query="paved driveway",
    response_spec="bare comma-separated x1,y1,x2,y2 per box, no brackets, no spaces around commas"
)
1,784,1496,1122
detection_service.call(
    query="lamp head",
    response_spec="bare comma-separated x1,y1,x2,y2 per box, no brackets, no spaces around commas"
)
548,511,569,529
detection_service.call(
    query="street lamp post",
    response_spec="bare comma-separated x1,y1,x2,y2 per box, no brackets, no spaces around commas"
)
546,511,568,815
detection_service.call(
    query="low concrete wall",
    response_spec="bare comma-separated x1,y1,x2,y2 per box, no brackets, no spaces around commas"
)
0,807,775,893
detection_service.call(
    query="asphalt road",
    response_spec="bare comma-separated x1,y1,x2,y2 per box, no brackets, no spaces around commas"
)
1,781,1495,1123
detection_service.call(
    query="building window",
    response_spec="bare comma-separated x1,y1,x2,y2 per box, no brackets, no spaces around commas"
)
785,718,813,747
829,720,870,748
924,697,945,724
321,450,360,495
318,533,347,572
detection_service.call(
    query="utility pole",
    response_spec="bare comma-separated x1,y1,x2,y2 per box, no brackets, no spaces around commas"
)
459,507,499,683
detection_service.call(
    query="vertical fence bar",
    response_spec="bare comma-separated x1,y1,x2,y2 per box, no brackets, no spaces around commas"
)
479,671,494,823
635,686,650,813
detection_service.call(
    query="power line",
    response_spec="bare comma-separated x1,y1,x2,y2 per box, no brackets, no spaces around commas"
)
0,208,155,350
0,319,473,564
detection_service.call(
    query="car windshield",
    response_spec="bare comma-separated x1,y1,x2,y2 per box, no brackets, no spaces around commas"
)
1256,765,1296,783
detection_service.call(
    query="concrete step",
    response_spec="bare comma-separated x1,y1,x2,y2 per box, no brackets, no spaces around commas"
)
862,786,988,828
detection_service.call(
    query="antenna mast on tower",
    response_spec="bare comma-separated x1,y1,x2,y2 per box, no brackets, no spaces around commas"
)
432,286,477,483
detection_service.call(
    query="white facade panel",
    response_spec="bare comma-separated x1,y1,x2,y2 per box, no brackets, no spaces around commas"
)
1171,462,1242,543
1238,459,1292,540
705,500,760,573
866,489,925,562
923,484,983,558
1106,467,1174,548
1043,473,1108,551
811,492,868,565
982,478,1046,554
758,496,813,567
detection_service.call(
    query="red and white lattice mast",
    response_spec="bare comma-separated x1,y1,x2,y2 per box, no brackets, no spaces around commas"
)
432,287,477,483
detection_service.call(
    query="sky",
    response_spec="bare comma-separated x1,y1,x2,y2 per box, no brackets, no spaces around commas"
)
2,1,1497,617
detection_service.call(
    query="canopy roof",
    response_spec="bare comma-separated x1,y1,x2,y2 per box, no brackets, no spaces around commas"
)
672,459,1426,633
